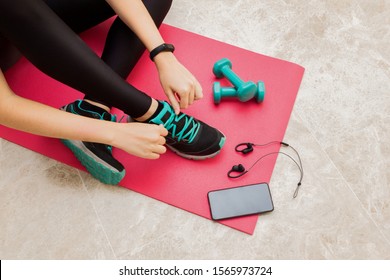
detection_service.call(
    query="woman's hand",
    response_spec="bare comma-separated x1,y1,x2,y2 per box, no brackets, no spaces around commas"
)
154,52,203,114
110,122,168,159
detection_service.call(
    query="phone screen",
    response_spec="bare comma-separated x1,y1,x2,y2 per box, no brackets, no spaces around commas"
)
208,183,274,220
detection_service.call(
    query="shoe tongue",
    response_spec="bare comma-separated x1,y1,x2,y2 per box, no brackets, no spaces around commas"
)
78,100,112,121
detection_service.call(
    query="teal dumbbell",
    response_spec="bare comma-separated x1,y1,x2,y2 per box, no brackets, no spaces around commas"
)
213,58,257,102
255,81,266,102
213,81,266,104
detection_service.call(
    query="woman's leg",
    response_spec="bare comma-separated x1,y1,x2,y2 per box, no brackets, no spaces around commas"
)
43,0,115,34
100,0,173,79
0,0,150,118
43,0,173,105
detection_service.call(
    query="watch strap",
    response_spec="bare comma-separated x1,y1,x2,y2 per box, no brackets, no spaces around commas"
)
149,43,175,61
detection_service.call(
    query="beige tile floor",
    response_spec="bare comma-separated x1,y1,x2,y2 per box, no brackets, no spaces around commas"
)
1,0,389,259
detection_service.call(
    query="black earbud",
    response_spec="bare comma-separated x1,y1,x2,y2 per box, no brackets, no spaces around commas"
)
232,164,245,172
228,164,247,178
235,143,254,154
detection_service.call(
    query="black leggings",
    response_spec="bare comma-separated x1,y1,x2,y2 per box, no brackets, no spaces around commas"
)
0,0,172,118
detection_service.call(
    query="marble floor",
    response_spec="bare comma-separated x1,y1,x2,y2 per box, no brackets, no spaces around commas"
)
1,0,389,259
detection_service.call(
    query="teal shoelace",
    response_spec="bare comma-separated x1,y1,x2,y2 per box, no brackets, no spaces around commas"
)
164,111,200,143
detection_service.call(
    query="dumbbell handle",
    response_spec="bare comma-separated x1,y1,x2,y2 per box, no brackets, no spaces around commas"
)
220,87,237,97
220,65,245,88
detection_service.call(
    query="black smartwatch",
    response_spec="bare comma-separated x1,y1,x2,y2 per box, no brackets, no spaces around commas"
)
149,43,175,61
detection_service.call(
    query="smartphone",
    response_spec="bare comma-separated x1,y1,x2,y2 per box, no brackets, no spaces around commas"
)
208,182,274,220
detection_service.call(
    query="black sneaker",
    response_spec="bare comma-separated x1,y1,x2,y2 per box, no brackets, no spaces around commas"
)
60,100,125,185
147,101,226,160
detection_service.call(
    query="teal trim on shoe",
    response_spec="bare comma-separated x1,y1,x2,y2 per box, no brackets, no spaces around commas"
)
61,139,125,185
73,100,115,121
219,136,226,149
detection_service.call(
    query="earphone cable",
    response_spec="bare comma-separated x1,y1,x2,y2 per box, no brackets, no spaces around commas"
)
233,141,304,198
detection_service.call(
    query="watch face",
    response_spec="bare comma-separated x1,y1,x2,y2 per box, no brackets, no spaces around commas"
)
165,44,175,52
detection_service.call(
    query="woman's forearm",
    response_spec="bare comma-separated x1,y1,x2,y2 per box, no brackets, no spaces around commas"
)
1,95,114,143
0,71,113,144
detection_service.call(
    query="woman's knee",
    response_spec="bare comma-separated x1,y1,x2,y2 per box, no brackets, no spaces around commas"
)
160,0,173,11
144,0,173,23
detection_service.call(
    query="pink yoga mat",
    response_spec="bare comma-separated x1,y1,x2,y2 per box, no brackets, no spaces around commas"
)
1,19,304,234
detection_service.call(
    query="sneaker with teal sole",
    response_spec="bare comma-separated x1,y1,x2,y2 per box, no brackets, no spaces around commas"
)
60,100,125,185
147,101,226,160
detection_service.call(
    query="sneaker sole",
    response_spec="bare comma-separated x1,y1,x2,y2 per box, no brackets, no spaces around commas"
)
61,139,125,185
167,135,226,160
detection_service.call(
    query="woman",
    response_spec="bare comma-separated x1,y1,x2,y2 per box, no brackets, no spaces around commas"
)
0,0,225,184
